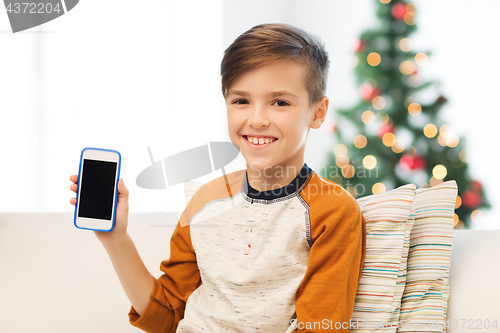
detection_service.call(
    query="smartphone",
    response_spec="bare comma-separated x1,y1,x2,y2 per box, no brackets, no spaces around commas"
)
74,147,121,232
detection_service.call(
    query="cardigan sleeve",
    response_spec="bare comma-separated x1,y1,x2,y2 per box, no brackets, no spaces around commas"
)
128,219,202,333
294,193,366,332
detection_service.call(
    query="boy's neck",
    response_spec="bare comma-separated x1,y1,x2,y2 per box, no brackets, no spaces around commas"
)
245,161,306,192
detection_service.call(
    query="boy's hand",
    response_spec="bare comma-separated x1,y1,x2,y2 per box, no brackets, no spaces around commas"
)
69,175,129,244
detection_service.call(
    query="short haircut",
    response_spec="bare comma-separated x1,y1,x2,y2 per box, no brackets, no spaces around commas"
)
221,23,330,107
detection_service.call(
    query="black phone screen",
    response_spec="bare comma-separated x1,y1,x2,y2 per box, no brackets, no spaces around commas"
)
78,159,118,220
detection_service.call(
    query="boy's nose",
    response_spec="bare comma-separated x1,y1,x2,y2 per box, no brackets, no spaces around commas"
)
248,107,270,127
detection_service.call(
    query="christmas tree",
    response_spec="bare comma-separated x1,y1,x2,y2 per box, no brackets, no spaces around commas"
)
323,0,490,229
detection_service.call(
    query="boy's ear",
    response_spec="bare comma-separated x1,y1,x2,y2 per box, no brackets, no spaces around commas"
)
310,96,329,129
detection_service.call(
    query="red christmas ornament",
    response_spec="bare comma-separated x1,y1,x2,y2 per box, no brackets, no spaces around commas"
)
360,83,381,101
400,154,427,171
462,190,482,209
354,39,367,53
392,3,407,20
470,180,483,191
378,123,395,139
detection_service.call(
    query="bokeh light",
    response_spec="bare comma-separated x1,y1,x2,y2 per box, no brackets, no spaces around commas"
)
367,52,381,66
349,55,359,68
354,135,367,149
372,182,386,194
406,3,416,14
408,102,421,116
453,214,459,226
382,133,396,147
433,164,447,180
471,210,483,223
404,4,416,25
437,124,459,147
399,60,416,75
415,52,428,66
455,195,462,209
362,111,376,124
363,155,377,169
372,96,386,110
336,155,349,168
446,133,459,148
440,124,451,133
423,124,437,138
437,134,447,146
399,38,412,52
341,164,356,178
459,149,467,162
334,144,347,157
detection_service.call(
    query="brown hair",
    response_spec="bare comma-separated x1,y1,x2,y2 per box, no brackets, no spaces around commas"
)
221,23,330,107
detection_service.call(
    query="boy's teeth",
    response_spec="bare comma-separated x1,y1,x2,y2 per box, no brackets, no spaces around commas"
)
246,136,276,145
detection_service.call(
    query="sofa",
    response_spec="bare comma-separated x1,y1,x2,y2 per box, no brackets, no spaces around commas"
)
1,211,498,333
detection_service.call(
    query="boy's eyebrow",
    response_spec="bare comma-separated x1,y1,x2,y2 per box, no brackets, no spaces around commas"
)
227,90,300,99
268,91,300,99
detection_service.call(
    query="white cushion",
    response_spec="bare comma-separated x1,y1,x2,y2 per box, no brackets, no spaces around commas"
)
446,230,500,333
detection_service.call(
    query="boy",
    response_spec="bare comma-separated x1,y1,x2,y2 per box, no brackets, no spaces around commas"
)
69,23,366,332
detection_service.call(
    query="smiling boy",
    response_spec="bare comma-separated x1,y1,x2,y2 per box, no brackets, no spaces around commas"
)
70,23,366,333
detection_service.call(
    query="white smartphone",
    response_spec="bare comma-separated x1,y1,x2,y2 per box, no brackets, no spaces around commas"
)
74,147,121,232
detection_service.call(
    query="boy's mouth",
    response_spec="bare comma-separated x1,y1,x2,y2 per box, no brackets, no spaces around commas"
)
243,135,278,146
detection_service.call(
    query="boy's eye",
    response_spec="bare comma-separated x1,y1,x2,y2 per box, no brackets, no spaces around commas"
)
232,99,249,105
273,100,290,107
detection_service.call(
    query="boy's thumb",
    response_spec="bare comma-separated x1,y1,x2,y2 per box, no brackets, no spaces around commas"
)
119,178,129,196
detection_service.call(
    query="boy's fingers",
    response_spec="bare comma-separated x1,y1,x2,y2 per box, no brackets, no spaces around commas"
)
118,178,129,197
70,184,77,192
70,174,78,183
117,179,130,213
70,198,76,205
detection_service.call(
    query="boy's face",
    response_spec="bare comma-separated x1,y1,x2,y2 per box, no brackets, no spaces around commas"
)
226,60,328,174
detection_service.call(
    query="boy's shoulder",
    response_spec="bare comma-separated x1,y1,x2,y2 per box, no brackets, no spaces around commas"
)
303,172,364,240
302,171,360,211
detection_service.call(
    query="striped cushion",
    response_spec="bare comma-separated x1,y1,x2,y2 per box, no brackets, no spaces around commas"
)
393,206,416,322
350,184,416,332
396,180,457,332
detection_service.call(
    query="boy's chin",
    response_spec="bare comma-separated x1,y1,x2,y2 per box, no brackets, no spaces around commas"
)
247,161,286,173
246,160,277,172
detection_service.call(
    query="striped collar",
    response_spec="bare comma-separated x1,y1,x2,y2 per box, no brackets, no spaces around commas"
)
242,163,313,200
